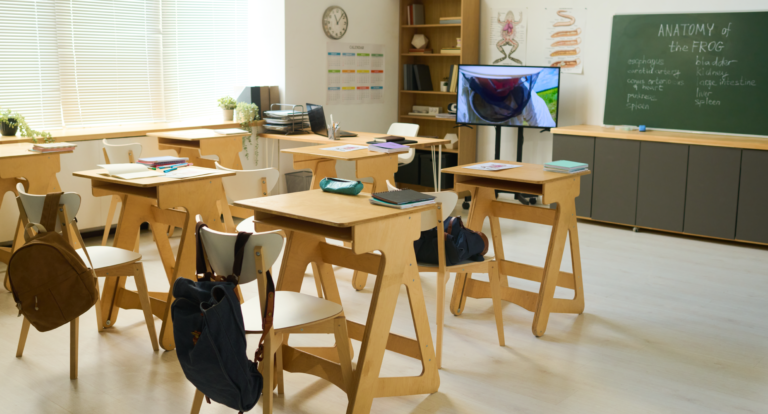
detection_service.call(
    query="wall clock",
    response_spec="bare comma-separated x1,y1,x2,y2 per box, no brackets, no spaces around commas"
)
322,6,348,39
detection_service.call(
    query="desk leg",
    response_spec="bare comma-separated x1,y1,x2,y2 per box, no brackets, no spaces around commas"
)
309,160,337,190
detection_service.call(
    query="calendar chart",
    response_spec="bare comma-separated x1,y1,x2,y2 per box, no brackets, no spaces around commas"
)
327,42,385,105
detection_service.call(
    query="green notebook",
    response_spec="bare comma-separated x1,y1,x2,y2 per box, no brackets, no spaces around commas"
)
545,160,588,169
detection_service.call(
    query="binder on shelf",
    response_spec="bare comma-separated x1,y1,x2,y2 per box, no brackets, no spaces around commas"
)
237,86,271,120
403,64,416,90
413,64,433,91
412,4,424,25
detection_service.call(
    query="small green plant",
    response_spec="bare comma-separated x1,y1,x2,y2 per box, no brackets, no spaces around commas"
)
217,96,237,110
0,109,54,143
236,102,259,162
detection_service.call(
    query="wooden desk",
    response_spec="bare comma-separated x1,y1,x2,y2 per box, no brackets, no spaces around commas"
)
1,144,71,280
442,161,589,337
73,168,235,350
148,128,252,169
278,136,449,193
236,190,439,414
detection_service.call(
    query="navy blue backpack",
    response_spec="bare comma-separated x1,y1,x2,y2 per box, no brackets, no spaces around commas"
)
172,222,275,413
413,216,489,265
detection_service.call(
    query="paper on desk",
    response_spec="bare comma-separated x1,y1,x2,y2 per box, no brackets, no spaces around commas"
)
320,144,367,152
214,128,250,135
98,164,163,180
465,162,521,171
164,167,216,179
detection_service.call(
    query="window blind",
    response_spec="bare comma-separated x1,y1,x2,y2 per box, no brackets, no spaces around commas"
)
54,0,164,127
162,0,249,121
0,0,63,130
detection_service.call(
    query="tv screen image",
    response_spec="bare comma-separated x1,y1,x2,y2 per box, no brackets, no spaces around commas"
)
456,65,560,128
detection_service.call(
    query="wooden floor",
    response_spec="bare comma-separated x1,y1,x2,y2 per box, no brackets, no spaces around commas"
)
1,200,767,414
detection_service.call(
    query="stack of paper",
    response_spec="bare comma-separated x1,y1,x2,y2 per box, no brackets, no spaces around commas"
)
30,142,77,153
544,160,589,173
99,164,163,180
263,110,309,132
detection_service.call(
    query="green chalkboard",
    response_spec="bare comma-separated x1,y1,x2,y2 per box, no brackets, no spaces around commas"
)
604,12,768,136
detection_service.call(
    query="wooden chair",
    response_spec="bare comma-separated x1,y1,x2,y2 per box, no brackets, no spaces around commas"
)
190,216,353,414
15,185,158,379
101,139,145,249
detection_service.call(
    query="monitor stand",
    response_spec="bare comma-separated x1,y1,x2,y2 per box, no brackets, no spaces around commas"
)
495,125,537,205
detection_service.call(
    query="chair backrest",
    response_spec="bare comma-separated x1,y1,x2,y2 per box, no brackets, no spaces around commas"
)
384,180,456,231
215,163,279,203
387,123,419,137
103,139,143,164
16,183,81,232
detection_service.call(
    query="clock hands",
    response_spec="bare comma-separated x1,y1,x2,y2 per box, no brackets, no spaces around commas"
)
334,11,341,25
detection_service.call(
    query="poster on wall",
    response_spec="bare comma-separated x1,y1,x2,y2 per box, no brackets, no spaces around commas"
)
488,9,527,65
327,42,385,105
544,8,585,74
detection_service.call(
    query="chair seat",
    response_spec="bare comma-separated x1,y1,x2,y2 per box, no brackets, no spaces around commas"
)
236,217,256,233
241,291,343,333
76,246,142,270
417,255,495,269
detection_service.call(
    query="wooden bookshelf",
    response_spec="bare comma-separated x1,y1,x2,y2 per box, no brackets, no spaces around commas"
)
398,0,479,193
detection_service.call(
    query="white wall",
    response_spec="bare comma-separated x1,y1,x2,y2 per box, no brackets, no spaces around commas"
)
270,0,399,192
476,0,768,165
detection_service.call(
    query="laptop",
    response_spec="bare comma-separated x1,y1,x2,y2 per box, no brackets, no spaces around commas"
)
306,103,358,137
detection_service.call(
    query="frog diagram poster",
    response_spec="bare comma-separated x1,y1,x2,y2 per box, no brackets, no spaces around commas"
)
544,8,586,74
488,8,527,65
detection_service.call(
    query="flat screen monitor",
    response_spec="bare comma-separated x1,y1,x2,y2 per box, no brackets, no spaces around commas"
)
456,65,560,128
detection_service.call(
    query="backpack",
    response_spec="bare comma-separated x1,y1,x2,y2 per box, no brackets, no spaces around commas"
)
7,192,98,332
171,222,275,413
413,216,489,266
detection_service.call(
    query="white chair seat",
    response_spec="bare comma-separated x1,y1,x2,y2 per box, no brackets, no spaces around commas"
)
76,246,142,270
241,291,343,333
236,217,256,233
418,255,495,269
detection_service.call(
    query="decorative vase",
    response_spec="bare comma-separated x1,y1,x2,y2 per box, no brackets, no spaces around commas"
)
222,109,234,121
1,118,18,136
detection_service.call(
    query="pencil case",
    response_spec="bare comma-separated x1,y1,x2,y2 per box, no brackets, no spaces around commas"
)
319,177,364,195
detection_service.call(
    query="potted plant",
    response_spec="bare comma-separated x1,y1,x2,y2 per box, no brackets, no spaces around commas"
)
235,102,259,161
0,109,54,143
217,96,237,121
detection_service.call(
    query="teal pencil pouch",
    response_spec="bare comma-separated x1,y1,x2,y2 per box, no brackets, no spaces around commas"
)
319,177,364,195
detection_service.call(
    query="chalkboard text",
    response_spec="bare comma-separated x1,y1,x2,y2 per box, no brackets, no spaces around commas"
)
658,23,715,37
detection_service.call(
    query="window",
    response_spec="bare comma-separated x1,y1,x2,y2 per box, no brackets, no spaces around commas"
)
0,0,249,130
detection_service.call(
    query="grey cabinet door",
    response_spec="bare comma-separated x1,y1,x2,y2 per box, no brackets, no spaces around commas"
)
684,146,741,239
552,134,594,217
736,150,768,243
591,138,641,225
636,142,689,232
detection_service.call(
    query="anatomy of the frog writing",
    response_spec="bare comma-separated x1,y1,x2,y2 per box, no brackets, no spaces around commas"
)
494,11,523,65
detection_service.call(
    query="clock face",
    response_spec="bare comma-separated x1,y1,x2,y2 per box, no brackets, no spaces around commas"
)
322,6,348,39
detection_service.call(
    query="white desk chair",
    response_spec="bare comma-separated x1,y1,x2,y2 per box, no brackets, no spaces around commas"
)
101,139,145,249
214,162,279,225
14,186,158,378
189,217,353,414
389,123,420,166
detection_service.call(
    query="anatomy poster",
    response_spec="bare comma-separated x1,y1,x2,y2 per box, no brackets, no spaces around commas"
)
489,9,527,65
545,8,585,74
327,42,385,105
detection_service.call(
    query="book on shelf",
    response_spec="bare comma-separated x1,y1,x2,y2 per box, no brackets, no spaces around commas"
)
408,112,436,117
439,17,461,24
368,142,410,154
441,48,462,55
406,4,424,25
448,64,459,93
413,64,433,91
544,160,589,174
435,113,456,119
408,48,433,54
403,64,416,90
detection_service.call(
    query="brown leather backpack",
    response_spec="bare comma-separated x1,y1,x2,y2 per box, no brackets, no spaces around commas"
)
7,193,98,332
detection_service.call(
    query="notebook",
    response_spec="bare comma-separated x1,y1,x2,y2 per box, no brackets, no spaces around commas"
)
137,156,188,167
373,136,405,143
368,142,410,154
544,160,589,173
369,198,435,209
98,164,163,180
372,189,435,205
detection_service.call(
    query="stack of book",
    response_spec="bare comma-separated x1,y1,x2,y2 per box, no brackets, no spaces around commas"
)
403,64,433,91
544,160,589,174
408,48,432,54
263,109,309,132
436,113,456,120
368,142,410,154
138,156,189,168
447,65,459,92
439,17,461,24
441,48,461,55
30,142,77,153
371,136,417,144
370,189,436,210
405,4,424,25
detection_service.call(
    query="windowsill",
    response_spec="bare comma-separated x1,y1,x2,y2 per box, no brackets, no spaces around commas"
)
0,116,264,144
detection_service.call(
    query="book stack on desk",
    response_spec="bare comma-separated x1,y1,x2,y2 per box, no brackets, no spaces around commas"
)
544,160,589,174
30,142,77,153
368,142,410,154
138,156,189,168
370,189,435,209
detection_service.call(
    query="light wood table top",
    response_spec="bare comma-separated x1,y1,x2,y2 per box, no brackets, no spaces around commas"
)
0,143,74,159
259,130,449,147
146,128,251,141
73,167,234,188
551,124,768,151
235,189,433,228
442,160,590,184
281,143,401,161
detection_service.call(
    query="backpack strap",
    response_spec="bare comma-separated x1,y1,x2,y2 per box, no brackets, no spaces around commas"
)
253,270,276,365
39,192,63,233
230,231,251,282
